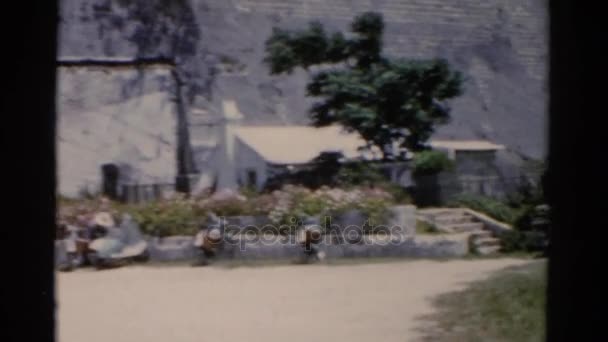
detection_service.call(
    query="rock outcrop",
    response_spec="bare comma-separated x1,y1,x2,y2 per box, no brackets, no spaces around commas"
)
57,0,548,196
57,64,178,197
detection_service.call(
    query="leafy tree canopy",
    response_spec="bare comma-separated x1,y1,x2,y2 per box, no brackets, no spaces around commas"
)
264,12,464,159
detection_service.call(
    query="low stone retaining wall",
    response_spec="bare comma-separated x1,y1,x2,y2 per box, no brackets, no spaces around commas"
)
140,233,468,263
147,236,199,262
55,205,472,267
55,233,468,267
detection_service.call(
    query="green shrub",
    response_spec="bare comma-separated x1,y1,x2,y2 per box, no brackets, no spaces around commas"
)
57,185,400,237
239,185,260,200
500,230,548,254
265,185,396,233
201,198,254,217
291,192,330,217
412,150,454,177
449,194,519,224
358,197,393,231
504,204,550,254
127,199,198,237
416,220,440,235
273,190,344,231
376,182,413,204
449,194,550,254
335,162,388,187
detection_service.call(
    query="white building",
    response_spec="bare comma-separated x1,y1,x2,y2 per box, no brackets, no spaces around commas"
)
200,101,506,193
232,125,383,190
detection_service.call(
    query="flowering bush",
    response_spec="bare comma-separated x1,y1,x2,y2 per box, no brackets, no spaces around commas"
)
57,194,198,237
56,185,398,236
196,197,251,217
128,195,198,237
267,185,307,225
57,196,120,226
266,185,395,230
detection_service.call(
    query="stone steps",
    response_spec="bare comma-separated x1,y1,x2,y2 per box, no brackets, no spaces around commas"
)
470,232,502,255
469,230,494,239
418,208,478,233
471,237,501,248
434,214,475,225
418,208,507,256
475,245,502,256
417,209,467,221
443,222,485,233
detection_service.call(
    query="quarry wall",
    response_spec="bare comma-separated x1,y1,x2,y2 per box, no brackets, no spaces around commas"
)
57,63,179,197
56,0,548,196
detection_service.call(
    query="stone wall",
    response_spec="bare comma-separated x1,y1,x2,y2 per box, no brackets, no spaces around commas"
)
57,64,179,197
450,150,504,199
134,235,468,264
224,0,546,81
58,0,548,161
56,234,468,267
143,205,468,262
58,0,548,194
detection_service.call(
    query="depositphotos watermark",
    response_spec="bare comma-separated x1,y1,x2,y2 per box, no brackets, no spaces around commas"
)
207,216,414,251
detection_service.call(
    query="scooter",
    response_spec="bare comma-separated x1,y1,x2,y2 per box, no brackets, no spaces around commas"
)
86,214,149,269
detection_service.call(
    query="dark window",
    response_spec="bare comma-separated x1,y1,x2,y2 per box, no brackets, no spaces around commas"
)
247,169,257,187
101,163,119,199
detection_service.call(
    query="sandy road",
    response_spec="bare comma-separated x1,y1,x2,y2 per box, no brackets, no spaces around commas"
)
57,258,530,342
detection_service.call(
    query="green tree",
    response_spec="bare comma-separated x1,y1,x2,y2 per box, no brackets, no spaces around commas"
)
412,150,454,177
264,12,464,159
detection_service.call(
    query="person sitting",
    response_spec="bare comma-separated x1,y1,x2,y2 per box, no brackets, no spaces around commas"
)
296,217,325,263
193,212,224,266
87,212,124,268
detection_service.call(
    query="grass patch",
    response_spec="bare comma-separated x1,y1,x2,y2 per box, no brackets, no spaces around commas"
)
449,194,521,224
419,260,546,341
416,220,441,235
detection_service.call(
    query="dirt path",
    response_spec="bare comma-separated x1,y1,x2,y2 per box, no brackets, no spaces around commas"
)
57,258,531,342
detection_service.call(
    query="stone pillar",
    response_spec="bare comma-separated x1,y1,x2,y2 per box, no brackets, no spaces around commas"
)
216,100,244,191
387,205,417,237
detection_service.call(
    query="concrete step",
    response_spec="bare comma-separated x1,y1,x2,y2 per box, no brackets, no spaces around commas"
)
441,222,485,233
434,214,475,225
469,230,494,239
475,245,502,256
418,208,467,219
471,237,501,248
434,225,455,234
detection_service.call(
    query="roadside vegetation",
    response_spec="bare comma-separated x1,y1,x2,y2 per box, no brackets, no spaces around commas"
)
419,260,546,341
416,220,440,235
447,168,550,255
57,183,403,237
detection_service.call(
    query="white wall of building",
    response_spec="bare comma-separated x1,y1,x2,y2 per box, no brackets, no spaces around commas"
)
234,138,270,190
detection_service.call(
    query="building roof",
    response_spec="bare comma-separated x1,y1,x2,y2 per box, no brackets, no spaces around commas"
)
234,125,378,164
429,140,505,152
234,125,505,164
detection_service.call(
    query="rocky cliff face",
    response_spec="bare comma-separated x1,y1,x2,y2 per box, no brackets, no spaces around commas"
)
57,64,179,196
57,0,548,195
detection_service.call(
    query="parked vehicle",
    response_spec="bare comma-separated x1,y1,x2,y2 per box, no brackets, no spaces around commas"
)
88,212,149,268
58,212,149,270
